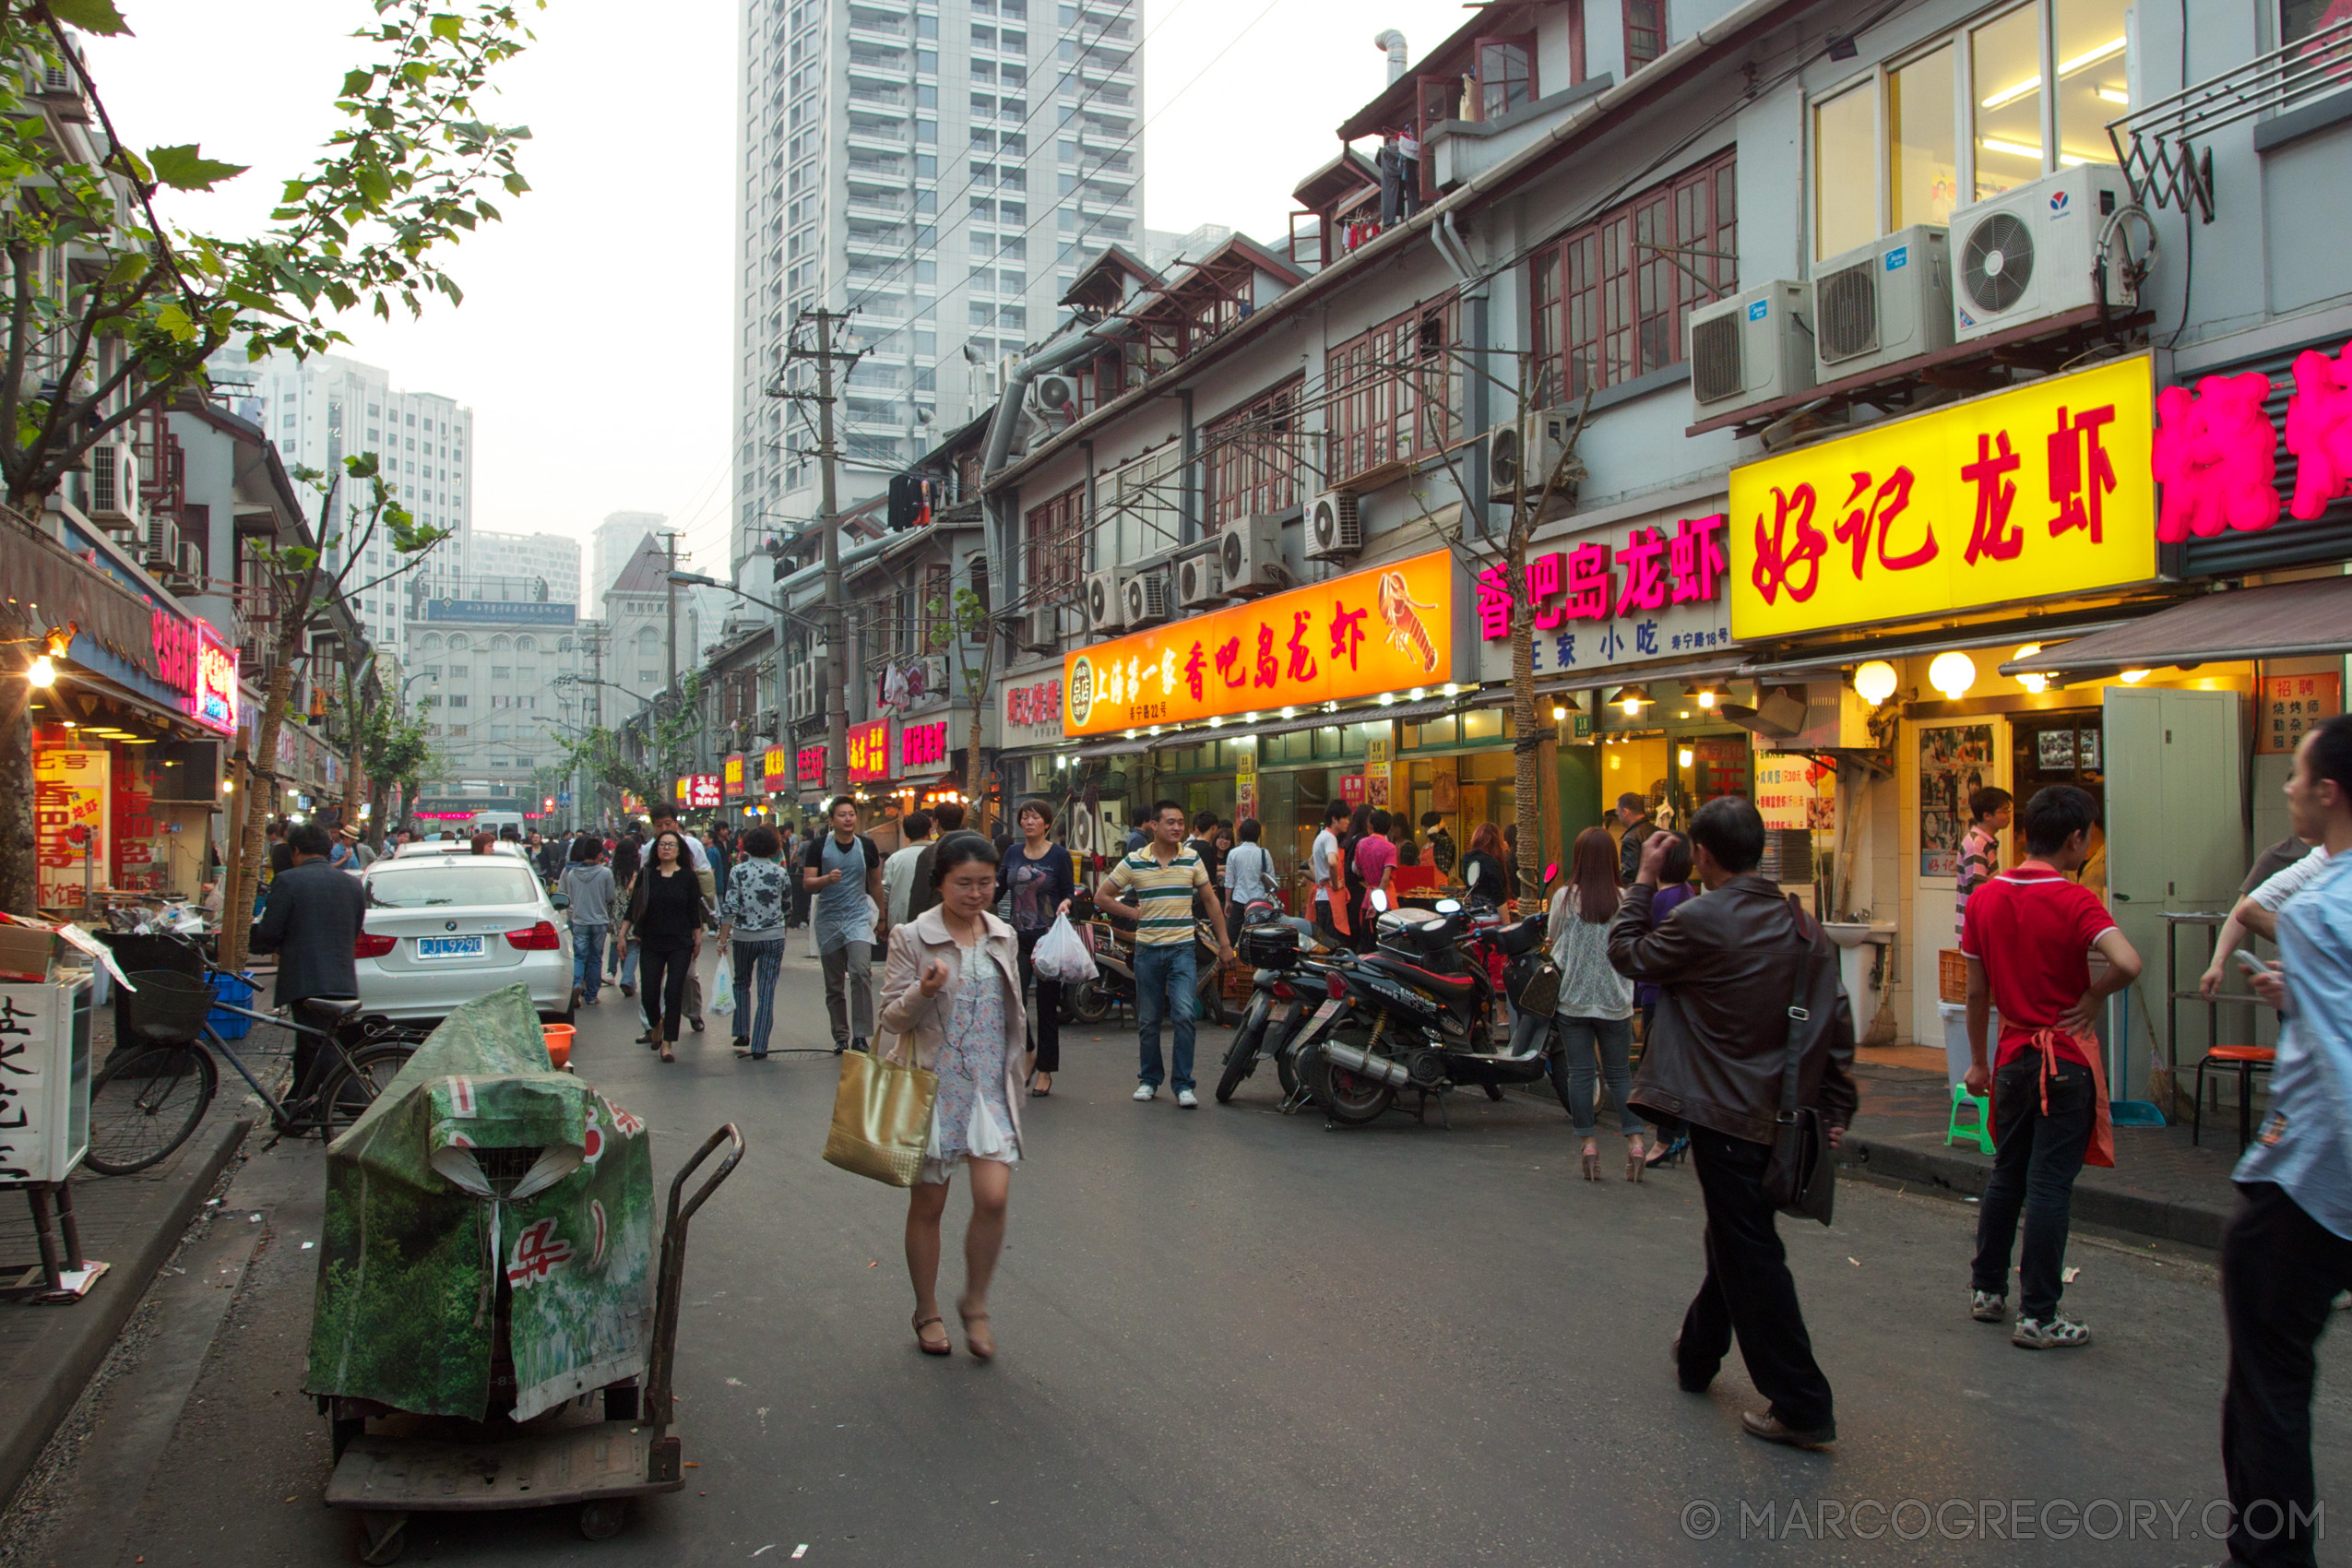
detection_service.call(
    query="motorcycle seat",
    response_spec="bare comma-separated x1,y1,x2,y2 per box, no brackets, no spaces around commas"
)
1364,950,1480,996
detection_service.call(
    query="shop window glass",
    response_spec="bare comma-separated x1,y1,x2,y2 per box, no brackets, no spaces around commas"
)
1812,82,1878,260
1312,726,1344,757
1971,6,2045,199
2284,0,2346,42
2052,0,2130,169
1889,44,1958,230
1408,715,1456,747
1461,707,1503,742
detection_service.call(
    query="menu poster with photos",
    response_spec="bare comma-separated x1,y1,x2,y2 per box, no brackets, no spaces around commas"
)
1919,724,1995,877
1754,750,1833,832
34,747,109,909
2259,673,2343,755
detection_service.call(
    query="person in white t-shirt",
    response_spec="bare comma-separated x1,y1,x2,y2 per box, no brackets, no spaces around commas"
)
2201,837,2334,998
884,810,934,930
1310,798,1350,948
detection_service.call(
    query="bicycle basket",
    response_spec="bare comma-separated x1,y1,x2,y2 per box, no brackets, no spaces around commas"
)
119,970,220,1045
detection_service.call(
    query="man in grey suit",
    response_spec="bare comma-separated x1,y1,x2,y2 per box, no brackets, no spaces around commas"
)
251,820,369,1098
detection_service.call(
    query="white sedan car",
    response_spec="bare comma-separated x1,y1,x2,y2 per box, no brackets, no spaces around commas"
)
358,850,574,1025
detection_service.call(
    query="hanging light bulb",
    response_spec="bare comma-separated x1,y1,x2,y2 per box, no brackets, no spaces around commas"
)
1693,686,1718,710
1929,651,1978,700
1550,703,1568,722
2013,647,2048,695
1609,685,1649,717
1853,660,1899,706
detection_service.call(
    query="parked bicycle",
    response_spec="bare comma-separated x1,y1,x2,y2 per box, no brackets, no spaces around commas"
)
84,950,425,1176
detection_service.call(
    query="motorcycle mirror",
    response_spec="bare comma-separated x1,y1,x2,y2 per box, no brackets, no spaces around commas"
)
1434,897,1462,915
1544,861,1561,885
1465,861,1481,886
1369,889,1389,912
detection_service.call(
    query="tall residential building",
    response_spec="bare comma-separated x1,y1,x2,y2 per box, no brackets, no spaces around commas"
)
730,0,1146,591
468,530,583,605
216,352,475,653
594,510,677,597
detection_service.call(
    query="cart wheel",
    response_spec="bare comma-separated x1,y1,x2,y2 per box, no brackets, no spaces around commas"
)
577,1500,629,1541
355,1510,408,1565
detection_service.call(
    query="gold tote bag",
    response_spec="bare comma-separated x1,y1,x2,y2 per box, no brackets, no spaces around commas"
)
824,1036,938,1188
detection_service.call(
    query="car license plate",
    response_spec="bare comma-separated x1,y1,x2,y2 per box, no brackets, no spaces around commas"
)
415,935,484,960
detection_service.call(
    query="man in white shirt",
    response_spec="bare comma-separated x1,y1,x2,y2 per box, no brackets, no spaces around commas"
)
1224,818,1276,910
1310,798,1349,947
2201,837,2334,997
883,810,933,931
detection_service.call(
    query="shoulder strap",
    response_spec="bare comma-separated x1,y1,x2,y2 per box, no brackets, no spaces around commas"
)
1777,894,1822,1118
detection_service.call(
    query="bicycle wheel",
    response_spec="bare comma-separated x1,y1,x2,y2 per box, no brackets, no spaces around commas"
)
317,1043,416,1141
86,1046,218,1175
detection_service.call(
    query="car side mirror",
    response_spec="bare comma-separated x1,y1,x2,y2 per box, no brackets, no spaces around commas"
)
551,893,570,910
1369,889,1389,913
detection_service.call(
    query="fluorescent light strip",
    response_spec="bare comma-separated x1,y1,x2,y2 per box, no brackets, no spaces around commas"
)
1978,137,2045,160
1980,74,2044,110
2059,35,2128,76
2097,86,2131,104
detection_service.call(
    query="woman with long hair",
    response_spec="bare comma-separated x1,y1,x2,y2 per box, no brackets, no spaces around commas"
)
620,829,705,1061
1459,822,1508,909
878,834,1028,1360
1550,825,1646,1181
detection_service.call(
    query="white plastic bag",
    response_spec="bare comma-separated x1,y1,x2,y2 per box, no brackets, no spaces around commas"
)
1032,913,1098,983
709,952,737,1016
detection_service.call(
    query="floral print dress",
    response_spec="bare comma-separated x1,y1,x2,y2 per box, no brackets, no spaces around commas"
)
920,937,1022,1185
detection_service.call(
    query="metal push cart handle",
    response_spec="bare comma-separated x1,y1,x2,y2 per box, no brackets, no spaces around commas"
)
643,1123,744,1440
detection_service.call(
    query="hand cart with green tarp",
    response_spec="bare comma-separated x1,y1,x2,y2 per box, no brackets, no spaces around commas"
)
303,986,742,1562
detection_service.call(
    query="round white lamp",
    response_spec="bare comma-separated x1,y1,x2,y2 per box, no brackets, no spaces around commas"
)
1929,651,1978,701
1853,659,1898,706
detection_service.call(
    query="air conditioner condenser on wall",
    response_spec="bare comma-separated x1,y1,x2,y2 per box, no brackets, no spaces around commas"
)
1811,225,1954,383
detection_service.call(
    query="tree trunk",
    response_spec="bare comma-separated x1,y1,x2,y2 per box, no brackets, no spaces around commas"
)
217,568,313,971
0,695,34,918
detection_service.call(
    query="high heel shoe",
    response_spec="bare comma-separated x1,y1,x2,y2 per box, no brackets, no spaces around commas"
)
1626,1134,1646,1182
1645,1134,1690,1170
957,1295,995,1361
1580,1137,1601,1181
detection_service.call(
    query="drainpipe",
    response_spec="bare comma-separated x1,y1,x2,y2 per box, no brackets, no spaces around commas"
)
1431,210,1492,677
1177,388,1197,548
1374,29,1408,85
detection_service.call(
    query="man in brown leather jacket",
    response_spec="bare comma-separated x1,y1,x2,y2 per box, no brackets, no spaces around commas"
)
1609,795,1858,1451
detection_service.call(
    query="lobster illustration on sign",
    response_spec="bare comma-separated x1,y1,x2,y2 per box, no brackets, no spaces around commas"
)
1377,570,1440,672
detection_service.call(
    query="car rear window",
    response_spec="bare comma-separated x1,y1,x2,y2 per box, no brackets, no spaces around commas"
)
367,864,541,909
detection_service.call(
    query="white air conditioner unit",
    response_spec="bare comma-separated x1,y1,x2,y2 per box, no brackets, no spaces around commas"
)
1487,407,1580,502
174,541,204,584
1084,568,1127,634
1218,514,1289,597
1030,372,1077,412
88,440,138,523
1811,225,1954,383
1951,164,2137,344
1020,603,1061,650
1174,546,1223,609
1688,280,1816,416
1305,492,1362,562
1121,568,1171,628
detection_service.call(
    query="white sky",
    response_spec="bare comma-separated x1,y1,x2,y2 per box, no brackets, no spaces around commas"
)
86,0,1470,581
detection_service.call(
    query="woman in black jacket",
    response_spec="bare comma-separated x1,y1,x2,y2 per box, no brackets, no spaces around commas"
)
997,799,1075,1094
620,830,705,1060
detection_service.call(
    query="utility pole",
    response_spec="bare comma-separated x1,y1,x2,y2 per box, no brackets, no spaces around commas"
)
777,308,859,795
663,532,679,701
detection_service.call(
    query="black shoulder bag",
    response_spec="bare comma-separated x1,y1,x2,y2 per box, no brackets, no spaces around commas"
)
1763,897,1836,1228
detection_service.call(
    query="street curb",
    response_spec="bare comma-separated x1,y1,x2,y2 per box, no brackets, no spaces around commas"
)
0,1116,251,1512
1839,1134,2228,1252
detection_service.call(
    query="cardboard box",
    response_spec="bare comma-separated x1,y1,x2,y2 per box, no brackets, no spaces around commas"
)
0,923,57,983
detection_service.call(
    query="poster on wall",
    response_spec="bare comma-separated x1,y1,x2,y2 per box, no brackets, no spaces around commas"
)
1753,750,1832,832
2258,673,2344,755
34,747,109,910
1431,757,1457,814
1919,724,1995,877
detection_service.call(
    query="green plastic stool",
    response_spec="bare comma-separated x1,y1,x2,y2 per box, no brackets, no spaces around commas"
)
1947,1083,1995,1155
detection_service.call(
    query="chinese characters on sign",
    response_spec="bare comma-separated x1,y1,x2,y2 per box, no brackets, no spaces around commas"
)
675,774,720,811
900,720,949,771
1753,750,1832,832
2153,340,2352,539
1063,550,1454,736
1730,359,2157,639
1479,513,1736,676
1005,678,1063,728
0,986,55,1182
151,612,238,736
2258,674,2344,755
847,719,891,783
722,755,746,802
796,746,826,787
762,746,789,793
32,747,107,910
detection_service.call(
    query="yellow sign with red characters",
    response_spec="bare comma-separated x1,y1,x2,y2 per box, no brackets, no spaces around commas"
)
1063,549,1455,736
1728,357,2157,640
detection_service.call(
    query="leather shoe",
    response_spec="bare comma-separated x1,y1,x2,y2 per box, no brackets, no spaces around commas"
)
1740,1409,1835,1450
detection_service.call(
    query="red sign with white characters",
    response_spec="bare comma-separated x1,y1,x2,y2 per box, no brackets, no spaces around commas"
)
797,745,826,786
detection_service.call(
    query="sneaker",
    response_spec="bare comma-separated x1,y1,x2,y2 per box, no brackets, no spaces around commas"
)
2012,1314,2091,1349
1133,1084,1157,1102
1177,1087,1198,1109
1971,1290,2008,1323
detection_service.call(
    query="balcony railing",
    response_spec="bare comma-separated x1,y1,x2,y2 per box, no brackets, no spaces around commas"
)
2109,15,2352,222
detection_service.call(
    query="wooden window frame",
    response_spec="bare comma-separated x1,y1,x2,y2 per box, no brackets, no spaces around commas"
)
1205,376,1304,533
1024,482,1087,600
1536,149,1736,400
1324,298,1461,486
1623,0,1667,70
1474,32,1538,120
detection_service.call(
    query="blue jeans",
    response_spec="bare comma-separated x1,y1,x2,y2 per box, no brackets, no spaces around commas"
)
732,938,784,1056
607,932,638,986
573,925,607,1004
1559,1014,1643,1136
1134,942,1197,1093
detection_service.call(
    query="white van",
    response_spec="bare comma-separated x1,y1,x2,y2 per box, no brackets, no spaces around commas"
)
471,810,525,837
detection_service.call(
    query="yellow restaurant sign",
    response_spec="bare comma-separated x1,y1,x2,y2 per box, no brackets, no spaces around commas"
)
1728,356,2157,640
1064,549,1455,736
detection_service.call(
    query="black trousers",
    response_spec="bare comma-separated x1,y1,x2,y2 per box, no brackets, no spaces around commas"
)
1314,899,1344,949
639,936,695,1043
1014,927,1062,1074
1971,1055,2093,1321
2222,1181,2352,1568
1678,1124,1835,1431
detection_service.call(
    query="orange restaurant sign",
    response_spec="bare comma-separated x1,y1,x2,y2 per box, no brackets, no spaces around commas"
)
1063,549,1455,737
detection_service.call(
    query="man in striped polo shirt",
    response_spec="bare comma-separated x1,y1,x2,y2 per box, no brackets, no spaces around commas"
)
1099,799,1236,1108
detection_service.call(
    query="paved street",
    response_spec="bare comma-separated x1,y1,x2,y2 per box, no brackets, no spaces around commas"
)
9,947,2351,1568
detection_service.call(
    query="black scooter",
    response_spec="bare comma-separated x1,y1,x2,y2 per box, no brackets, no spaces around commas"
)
1214,902,1325,1103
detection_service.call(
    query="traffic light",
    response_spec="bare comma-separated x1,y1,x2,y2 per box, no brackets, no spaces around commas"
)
542,796,554,813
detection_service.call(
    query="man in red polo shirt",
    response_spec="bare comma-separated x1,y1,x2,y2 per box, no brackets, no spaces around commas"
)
1959,784,2143,1350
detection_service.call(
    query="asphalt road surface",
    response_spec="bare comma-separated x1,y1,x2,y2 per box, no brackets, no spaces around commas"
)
9,946,2347,1568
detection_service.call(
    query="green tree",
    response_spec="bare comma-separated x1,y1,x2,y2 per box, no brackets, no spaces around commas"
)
0,0,537,915
550,672,704,820
927,579,998,833
350,681,439,838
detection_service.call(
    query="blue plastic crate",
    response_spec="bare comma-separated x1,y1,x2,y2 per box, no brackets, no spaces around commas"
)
206,971,258,1039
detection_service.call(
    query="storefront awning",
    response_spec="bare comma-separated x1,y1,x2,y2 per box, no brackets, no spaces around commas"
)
1741,616,2140,681
1074,737,1152,759
2001,578,2352,675
1068,695,1458,757
1532,655,1747,695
